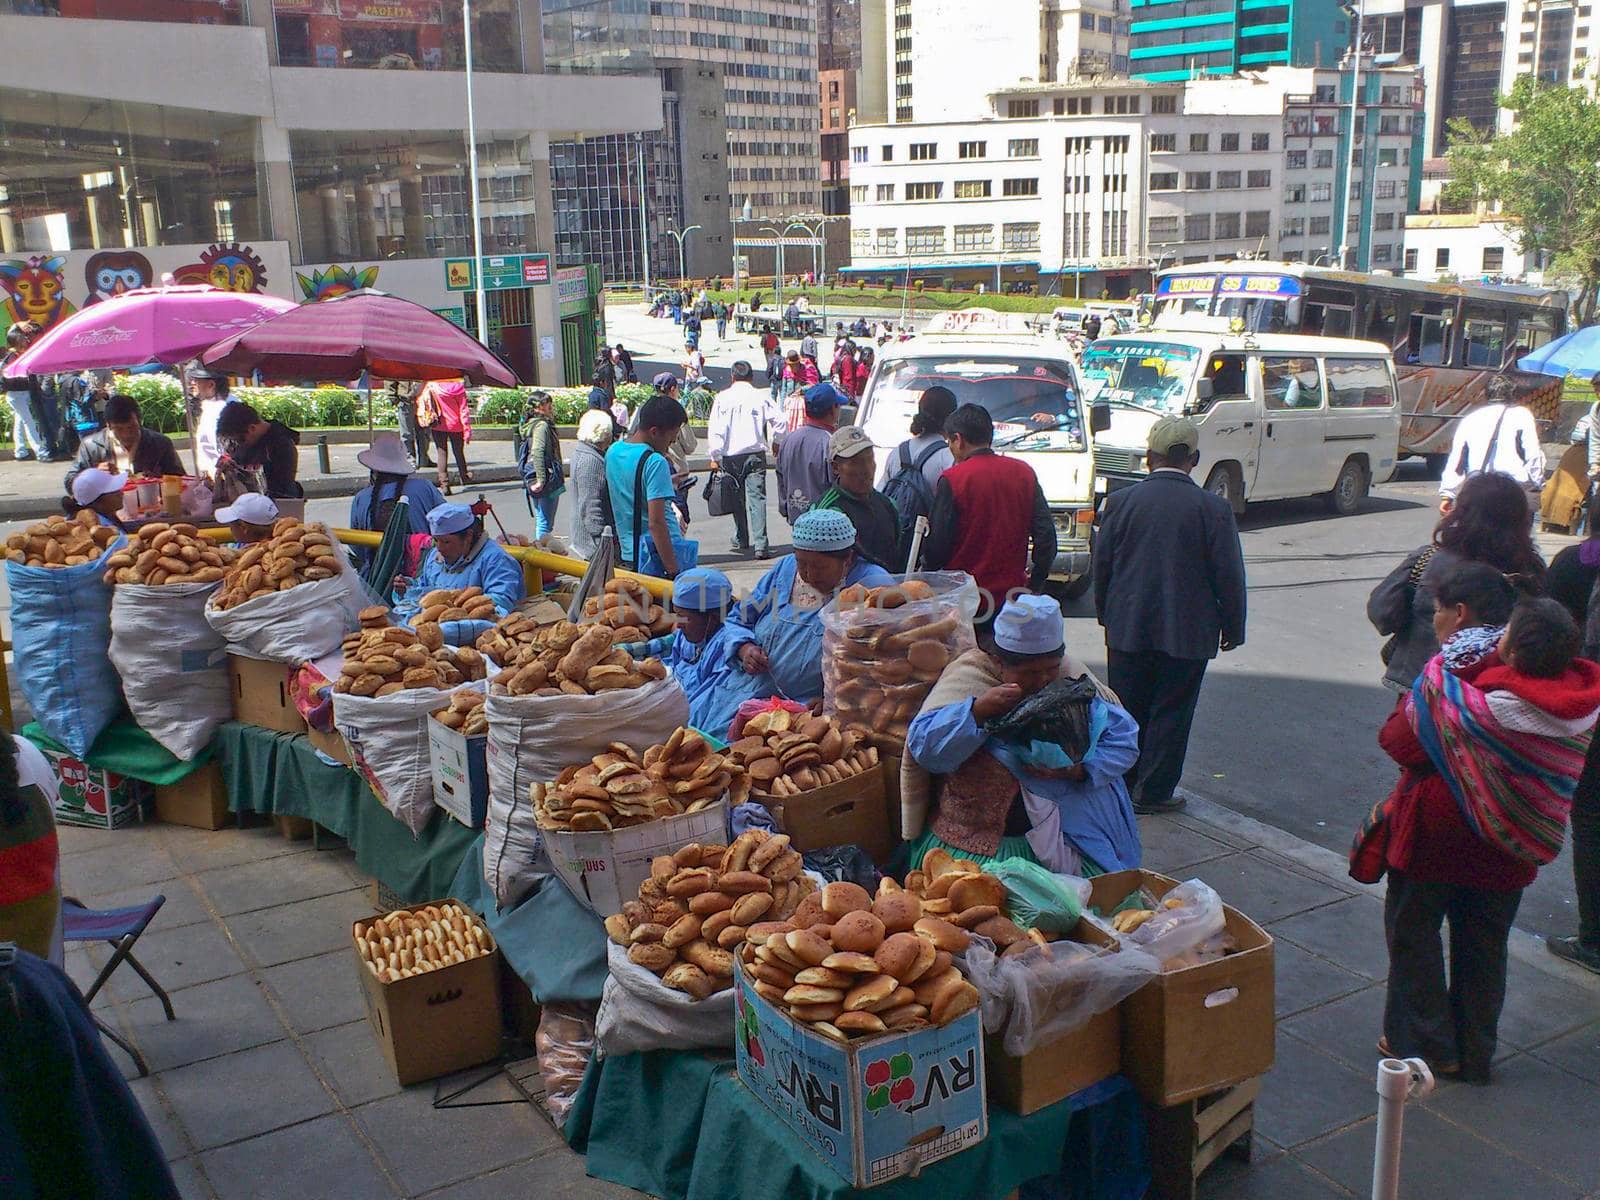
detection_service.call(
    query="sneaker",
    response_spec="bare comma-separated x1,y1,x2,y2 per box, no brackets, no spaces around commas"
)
13,451,34,461
1133,794,1187,815
731,541,751,554
756,548,771,560
1546,935,1600,975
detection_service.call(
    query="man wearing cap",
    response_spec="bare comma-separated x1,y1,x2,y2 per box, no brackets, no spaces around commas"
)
625,567,762,738
775,383,844,526
214,493,279,546
1093,414,1247,814
901,594,1140,874
66,468,131,530
348,432,445,565
185,364,232,477
65,394,184,496
391,502,526,643
707,361,781,558
723,509,893,707
815,425,902,570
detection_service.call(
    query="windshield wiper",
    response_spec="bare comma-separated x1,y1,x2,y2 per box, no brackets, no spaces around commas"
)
996,418,1083,448
1101,395,1166,415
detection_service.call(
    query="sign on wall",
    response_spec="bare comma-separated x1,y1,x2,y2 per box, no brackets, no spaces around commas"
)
444,253,552,292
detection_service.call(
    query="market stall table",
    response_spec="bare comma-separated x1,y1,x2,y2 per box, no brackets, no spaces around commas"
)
565,1049,1149,1200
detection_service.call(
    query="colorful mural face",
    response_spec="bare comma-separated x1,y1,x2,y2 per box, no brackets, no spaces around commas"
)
84,251,156,305
171,242,269,293
0,256,77,331
295,264,379,301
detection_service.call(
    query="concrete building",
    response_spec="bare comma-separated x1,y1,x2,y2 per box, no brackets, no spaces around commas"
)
843,65,1423,294
1403,213,1543,282
1128,0,1351,80
0,1,661,386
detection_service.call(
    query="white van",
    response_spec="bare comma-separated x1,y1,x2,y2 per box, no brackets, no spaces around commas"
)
855,310,1101,593
1083,331,1401,515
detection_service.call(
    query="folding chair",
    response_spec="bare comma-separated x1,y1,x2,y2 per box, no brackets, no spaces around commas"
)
61,895,173,1077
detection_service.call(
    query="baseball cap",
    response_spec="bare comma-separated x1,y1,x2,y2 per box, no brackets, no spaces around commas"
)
1147,415,1200,459
829,425,874,460
652,371,680,391
214,493,280,526
71,468,126,506
804,382,844,417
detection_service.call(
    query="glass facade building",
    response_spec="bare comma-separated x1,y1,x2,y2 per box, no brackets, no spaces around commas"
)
1128,0,1349,80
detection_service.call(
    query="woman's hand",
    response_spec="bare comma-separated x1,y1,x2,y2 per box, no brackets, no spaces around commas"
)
972,684,1023,722
738,644,769,674
391,574,412,596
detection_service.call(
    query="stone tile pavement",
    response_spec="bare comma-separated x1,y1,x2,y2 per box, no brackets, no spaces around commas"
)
53,795,1600,1200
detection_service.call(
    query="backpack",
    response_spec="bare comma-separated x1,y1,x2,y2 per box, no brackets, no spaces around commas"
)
881,439,945,566
516,415,564,495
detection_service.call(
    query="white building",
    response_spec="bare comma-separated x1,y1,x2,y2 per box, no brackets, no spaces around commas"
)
843,65,1422,295
1402,213,1542,282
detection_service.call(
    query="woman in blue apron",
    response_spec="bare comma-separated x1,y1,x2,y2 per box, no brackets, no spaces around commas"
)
722,508,892,707
392,502,525,645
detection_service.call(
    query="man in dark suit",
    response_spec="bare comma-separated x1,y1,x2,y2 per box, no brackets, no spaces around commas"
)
1093,416,1247,813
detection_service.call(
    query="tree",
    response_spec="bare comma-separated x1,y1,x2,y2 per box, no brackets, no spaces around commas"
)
1444,75,1600,324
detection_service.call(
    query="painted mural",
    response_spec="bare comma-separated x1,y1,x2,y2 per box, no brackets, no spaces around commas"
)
84,251,156,305
0,256,77,331
296,264,380,301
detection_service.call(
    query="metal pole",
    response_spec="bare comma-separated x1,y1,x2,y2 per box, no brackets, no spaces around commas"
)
678,233,687,284
1372,1057,1433,1200
637,133,651,294
819,221,828,331
1338,0,1364,270
463,0,487,347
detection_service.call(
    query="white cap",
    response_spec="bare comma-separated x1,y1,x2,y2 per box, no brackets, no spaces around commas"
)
993,594,1066,656
71,468,127,506
214,493,279,526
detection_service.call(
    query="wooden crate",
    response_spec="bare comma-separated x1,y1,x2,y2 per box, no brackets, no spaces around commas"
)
1145,1077,1258,1200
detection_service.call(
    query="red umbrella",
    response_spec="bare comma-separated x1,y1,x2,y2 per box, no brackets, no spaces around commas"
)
200,289,518,386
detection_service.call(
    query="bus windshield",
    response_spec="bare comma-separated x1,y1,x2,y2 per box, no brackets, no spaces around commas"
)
867,355,1087,451
1079,342,1201,412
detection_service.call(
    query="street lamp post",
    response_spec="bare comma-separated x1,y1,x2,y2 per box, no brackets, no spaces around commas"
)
666,224,702,285
636,133,651,295
1337,0,1365,271
462,0,487,347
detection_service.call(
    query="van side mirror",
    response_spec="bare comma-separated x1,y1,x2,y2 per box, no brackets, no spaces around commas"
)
1090,403,1111,434
1195,379,1214,400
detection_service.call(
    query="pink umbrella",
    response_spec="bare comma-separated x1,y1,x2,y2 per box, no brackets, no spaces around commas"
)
10,284,297,374
200,289,519,386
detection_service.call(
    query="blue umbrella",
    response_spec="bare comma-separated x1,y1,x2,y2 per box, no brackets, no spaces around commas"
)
1518,325,1600,379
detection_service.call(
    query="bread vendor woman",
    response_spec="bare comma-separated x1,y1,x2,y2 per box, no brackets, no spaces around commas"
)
626,566,764,738
723,508,893,707
392,501,525,644
901,594,1142,875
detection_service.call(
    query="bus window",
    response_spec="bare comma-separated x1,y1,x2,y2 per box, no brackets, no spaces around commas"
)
1406,305,1454,365
1361,293,1401,350
1301,286,1356,337
1325,358,1394,408
1462,318,1506,368
1262,356,1324,410
1513,310,1560,351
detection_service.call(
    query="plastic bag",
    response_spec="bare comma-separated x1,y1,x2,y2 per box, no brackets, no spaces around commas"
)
727,696,808,741
482,674,689,908
1113,879,1228,968
962,935,1160,1056
801,844,881,890
594,941,736,1057
988,859,1090,934
109,580,229,761
333,684,451,835
536,1002,597,1129
984,675,1099,763
204,525,364,664
6,537,127,758
820,572,977,757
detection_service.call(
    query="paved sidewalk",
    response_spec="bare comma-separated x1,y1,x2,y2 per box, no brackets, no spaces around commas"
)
56,789,1600,1200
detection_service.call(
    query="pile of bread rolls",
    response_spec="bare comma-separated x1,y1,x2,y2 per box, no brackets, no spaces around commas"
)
903,848,1046,959
335,605,488,697
603,832,815,999
211,519,341,610
354,902,494,983
98,522,236,584
723,710,879,797
824,578,968,757
408,584,498,654
581,576,677,645
6,511,120,568
476,610,557,667
488,618,668,698
430,688,488,736
533,726,746,832
735,877,981,1041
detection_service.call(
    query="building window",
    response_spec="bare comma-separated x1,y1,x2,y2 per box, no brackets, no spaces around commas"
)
1102,94,1141,114
852,228,871,254
1310,215,1330,235
1185,213,1212,241
1483,246,1505,272
1404,248,1419,271
1066,136,1093,154
954,179,992,198
850,184,868,202
1151,172,1179,190
877,183,894,201
1252,132,1271,151
1186,172,1212,190
1285,184,1306,203
875,228,898,253
1002,221,1041,250
1152,94,1177,113
1081,10,1095,27
1002,177,1040,196
1220,132,1239,152
954,223,993,251
1287,150,1307,169
906,181,942,200
1314,149,1335,169
882,145,894,161
1008,138,1040,158
1282,215,1305,237
1375,180,1398,199
1374,211,1395,230
1247,170,1271,188
1008,99,1040,118
906,225,945,254
1148,214,1181,241
1151,133,1176,152
1214,170,1240,189
1190,133,1210,151
1245,210,1270,237
909,142,937,160
1103,135,1130,153
851,146,868,163
1053,97,1065,115
1378,147,1398,166
1310,182,1332,202
1373,243,1394,263
1433,247,1450,270
1216,212,1241,239
959,140,987,158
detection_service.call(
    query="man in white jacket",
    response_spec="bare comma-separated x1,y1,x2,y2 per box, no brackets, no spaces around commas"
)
1438,377,1545,510
707,360,783,558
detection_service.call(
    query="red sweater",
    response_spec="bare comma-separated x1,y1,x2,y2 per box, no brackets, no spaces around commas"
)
931,451,1044,602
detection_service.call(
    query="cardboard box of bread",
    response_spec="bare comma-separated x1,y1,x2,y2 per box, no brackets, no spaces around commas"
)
821,577,975,759
428,688,489,827
1089,869,1275,1105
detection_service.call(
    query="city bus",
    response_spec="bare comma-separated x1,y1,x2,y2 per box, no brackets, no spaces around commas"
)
1149,261,1571,469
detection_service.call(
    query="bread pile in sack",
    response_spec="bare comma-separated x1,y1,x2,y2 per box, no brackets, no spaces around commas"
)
211,519,340,609
580,576,677,645
533,726,748,832
5,511,120,568
99,522,235,583
486,617,668,698
335,605,489,696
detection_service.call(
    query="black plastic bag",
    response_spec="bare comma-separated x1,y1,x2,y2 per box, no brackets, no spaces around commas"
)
983,674,1098,762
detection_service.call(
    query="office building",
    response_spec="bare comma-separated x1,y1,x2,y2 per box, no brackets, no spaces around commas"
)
0,1,661,385
1127,0,1351,80
1403,213,1542,282
843,65,1423,294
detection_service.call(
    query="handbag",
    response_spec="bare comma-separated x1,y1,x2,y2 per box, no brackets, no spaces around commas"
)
703,468,741,518
631,447,698,576
1379,546,1436,666
414,382,438,429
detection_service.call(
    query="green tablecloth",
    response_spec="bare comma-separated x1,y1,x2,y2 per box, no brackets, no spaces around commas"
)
216,722,477,904
22,719,211,785
565,1051,1149,1200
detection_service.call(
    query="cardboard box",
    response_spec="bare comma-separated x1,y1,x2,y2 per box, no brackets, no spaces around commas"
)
352,899,503,1086
307,725,353,767
734,964,988,1188
228,653,307,734
755,766,893,862
983,921,1124,1115
542,800,729,916
427,715,488,829
1088,870,1275,1106
44,747,147,829
153,761,230,830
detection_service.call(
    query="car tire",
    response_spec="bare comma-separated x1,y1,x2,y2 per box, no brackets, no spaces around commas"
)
1203,463,1244,516
1325,458,1370,516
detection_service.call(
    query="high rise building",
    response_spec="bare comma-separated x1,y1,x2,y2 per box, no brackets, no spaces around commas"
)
1126,0,1351,80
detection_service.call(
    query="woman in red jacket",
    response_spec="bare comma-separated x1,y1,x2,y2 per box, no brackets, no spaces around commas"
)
419,376,474,494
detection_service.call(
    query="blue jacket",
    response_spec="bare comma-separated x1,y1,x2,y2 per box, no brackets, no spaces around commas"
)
393,533,525,626
627,623,763,741
349,477,446,566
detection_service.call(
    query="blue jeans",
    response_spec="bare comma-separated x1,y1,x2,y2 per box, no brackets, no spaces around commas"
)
531,491,560,540
725,452,768,553
8,389,48,458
